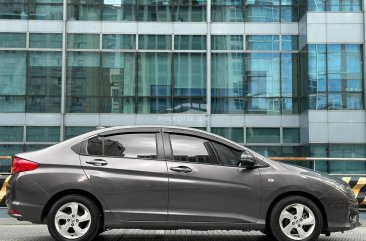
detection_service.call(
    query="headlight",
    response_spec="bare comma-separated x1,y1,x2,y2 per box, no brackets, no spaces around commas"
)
324,178,354,197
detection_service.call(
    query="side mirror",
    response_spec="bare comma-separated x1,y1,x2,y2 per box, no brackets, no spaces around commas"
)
238,151,257,169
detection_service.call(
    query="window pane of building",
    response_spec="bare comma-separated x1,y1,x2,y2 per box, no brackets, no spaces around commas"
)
211,127,244,143
0,126,23,142
67,34,100,49
246,127,280,143
0,50,26,112
308,0,326,11
26,126,60,142
245,1,280,22
138,53,172,97
174,35,206,50
102,34,136,49
101,52,136,113
281,53,298,98
0,33,26,48
211,35,243,50
211,0,245,22
283,128,300,143
66,52,100,113
173,1,207,22
246,35,280,51
245,53,280,97
173,53,206,97
102,1,136,21
0,1,63,20
137,0,173,21
64,126,96,140
211,97,245,114
138,35,171,50
30,33,62,49
212,53,244,97
249,146,281,157
67,1,101,20
282,35,298,51
27,51,62,113
0,145,24,172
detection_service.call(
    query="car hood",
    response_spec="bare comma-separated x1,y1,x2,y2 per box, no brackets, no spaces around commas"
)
280,162,348,187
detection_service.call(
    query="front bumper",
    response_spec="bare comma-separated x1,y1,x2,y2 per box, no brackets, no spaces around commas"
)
320,190,361,232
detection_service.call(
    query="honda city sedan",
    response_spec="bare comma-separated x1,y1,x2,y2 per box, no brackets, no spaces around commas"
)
6,126,360,241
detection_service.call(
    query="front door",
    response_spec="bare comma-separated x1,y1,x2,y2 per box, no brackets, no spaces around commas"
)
81,130,168,222
164,133,262,223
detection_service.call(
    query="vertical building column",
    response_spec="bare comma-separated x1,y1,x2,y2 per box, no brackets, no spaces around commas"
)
60,0,67,141
206,0,212,132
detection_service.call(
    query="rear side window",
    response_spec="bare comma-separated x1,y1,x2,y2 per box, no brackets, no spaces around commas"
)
86,133,157,159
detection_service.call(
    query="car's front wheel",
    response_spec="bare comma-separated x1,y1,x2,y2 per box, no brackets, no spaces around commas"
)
47,195,100,241
269,196,323,241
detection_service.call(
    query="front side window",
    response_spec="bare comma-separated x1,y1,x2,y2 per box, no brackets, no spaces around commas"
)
212,142,242,166
170,134,218,165
87,133,157,159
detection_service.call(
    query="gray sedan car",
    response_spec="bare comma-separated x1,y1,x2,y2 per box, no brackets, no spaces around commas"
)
6,126,360,241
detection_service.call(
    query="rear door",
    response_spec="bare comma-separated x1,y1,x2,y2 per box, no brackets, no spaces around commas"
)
164,131,262,223
80,128,169,222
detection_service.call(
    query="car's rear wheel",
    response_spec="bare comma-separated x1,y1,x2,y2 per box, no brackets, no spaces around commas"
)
269,196,323,241
47,195,100,241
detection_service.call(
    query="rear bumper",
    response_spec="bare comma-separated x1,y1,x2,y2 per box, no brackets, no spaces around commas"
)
6,173,49,224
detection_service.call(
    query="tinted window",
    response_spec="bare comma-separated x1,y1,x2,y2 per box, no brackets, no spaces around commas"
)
170,134,218,165
87,133,157,159
212,142,242,166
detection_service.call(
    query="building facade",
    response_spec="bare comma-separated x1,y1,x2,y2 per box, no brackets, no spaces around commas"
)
0,0,365,175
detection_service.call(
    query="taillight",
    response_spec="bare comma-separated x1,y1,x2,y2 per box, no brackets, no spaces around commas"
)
11,156,39,174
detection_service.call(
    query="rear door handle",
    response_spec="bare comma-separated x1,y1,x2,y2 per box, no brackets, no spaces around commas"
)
86,159,108,166
170,166,192,173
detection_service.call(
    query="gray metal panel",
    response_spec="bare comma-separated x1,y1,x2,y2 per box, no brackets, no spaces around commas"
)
28,20,63,32
25,114,61,126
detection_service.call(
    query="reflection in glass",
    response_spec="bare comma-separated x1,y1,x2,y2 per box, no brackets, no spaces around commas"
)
211,0,245,22
26,126,60,142
283,128,300,143
246,35,280,51
138,53,172,97
68,1,101,20
28,51,62,112
247,127,280,143
139,35,171,50
211,35,243,50
102,34,136,49
174,53,207,97
64,126,96,140
211,127,244,143
0,127,23,142
212,53,244,97
66,52,100,112
67,34,100,49
245,53,280,97
0,1,63,20
174,35,206,50
30,33,62,49
245,1,280,22
0,51,26,112
0,33,26,48
102,1,136,21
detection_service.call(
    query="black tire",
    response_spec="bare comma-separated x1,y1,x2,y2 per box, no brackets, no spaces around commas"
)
269,196,323,241
47,195,101,241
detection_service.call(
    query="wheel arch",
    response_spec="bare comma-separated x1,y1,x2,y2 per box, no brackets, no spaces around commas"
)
41,189,105,229
265,191,328,233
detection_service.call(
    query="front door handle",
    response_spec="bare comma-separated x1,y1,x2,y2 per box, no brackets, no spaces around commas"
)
86,159,108,166
170,166,192,173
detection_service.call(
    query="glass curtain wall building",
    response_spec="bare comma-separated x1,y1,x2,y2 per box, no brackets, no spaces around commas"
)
0,0,365,174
